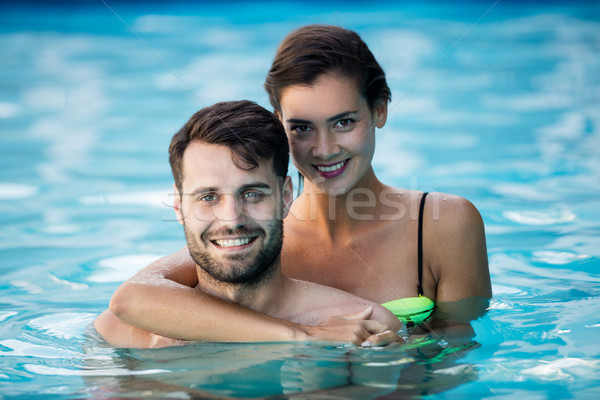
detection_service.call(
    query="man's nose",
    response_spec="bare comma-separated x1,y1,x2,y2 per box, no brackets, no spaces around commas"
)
213,194,246,226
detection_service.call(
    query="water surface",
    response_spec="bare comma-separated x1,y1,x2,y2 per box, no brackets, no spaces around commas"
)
1,1,599,398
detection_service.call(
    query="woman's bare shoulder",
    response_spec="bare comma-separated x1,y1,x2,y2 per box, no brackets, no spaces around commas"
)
425,192,484,233
424,192,491,300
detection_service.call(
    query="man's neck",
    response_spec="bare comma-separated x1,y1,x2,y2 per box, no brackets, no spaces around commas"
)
194,264,289,315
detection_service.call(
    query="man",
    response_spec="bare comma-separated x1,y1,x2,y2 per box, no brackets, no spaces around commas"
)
94,101,401,348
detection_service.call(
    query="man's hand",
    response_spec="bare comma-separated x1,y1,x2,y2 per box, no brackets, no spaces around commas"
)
300,307,403,346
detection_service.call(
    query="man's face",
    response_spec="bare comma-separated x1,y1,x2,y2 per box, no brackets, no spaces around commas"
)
174,142,292,285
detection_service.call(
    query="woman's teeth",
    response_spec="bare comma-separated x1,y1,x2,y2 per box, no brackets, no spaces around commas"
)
316,159,346,172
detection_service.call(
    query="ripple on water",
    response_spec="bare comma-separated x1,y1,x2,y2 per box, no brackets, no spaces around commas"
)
78,190,172,208
503,208,576,225
532,250,591,265
23,364,167,377
0,311,19,322
27,312,96,340
88,253,166,283
0,338,80,359
0,102,19,118
0,183,38,200
521,357,598,382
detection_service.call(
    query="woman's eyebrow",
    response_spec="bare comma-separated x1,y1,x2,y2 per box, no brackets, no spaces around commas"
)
327,111,358,123
286,111,358,125
285,118,311,125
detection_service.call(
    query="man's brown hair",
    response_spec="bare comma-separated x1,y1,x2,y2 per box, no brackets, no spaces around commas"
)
169,100,289,194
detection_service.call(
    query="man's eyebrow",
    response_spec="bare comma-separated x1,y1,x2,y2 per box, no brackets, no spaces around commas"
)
186,186,218,197
185,183,273,197
240,182,273,192
285,111,359,125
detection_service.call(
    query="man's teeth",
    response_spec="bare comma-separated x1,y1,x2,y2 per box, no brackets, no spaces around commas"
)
214,238,251,248
316,160,346,172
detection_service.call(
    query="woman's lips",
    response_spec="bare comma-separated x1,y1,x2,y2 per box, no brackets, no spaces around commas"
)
313,158,350,179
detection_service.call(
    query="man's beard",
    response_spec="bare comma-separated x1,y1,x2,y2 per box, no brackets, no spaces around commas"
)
184,220,283,287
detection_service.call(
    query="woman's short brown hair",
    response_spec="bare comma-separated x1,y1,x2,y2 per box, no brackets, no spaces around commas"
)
265,24,391,113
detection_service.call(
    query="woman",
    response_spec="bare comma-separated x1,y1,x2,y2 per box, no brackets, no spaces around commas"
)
109,25,491,344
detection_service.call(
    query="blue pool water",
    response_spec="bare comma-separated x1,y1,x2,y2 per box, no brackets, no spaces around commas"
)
1,1,599,398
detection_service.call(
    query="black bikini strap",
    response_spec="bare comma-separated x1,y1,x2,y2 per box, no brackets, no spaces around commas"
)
417,192,428,296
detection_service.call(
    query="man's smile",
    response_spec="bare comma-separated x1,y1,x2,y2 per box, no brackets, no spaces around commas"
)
211,236,258,250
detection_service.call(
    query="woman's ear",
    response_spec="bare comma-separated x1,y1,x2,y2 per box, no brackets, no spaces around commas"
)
172,184,184,225
373,100,388,129
280,176,294,219
275,110,283,123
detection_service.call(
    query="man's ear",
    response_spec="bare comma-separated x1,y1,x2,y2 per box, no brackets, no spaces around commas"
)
281,176,293,219
373,100,388,129
172,184,184,225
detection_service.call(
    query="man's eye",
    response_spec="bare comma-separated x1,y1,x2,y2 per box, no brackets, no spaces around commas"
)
243,191,261,199
199,194,217,202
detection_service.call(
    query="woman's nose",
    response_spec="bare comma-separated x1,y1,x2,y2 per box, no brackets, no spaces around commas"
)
312,132,339,160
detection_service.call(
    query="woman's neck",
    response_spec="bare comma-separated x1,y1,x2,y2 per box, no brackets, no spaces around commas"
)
291,168,387,239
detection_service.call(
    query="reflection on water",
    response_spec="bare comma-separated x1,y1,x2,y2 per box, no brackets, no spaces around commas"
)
80,333,481,399
1,309,483,398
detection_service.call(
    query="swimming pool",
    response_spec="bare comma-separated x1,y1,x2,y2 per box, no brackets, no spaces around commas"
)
1,0,599,398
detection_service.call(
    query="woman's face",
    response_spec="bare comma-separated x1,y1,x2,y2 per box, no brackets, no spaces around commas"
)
278,74,387,196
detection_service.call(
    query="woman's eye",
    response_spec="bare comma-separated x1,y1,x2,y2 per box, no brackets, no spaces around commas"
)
291,125,312,135
335,118,354,129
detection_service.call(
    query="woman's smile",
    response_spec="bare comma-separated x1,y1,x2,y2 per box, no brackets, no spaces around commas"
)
313,158,351,178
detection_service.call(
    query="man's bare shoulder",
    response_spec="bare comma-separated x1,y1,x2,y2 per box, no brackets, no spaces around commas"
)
284,279,402,331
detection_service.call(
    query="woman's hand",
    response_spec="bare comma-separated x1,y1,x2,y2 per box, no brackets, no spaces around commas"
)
300,307,403,346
